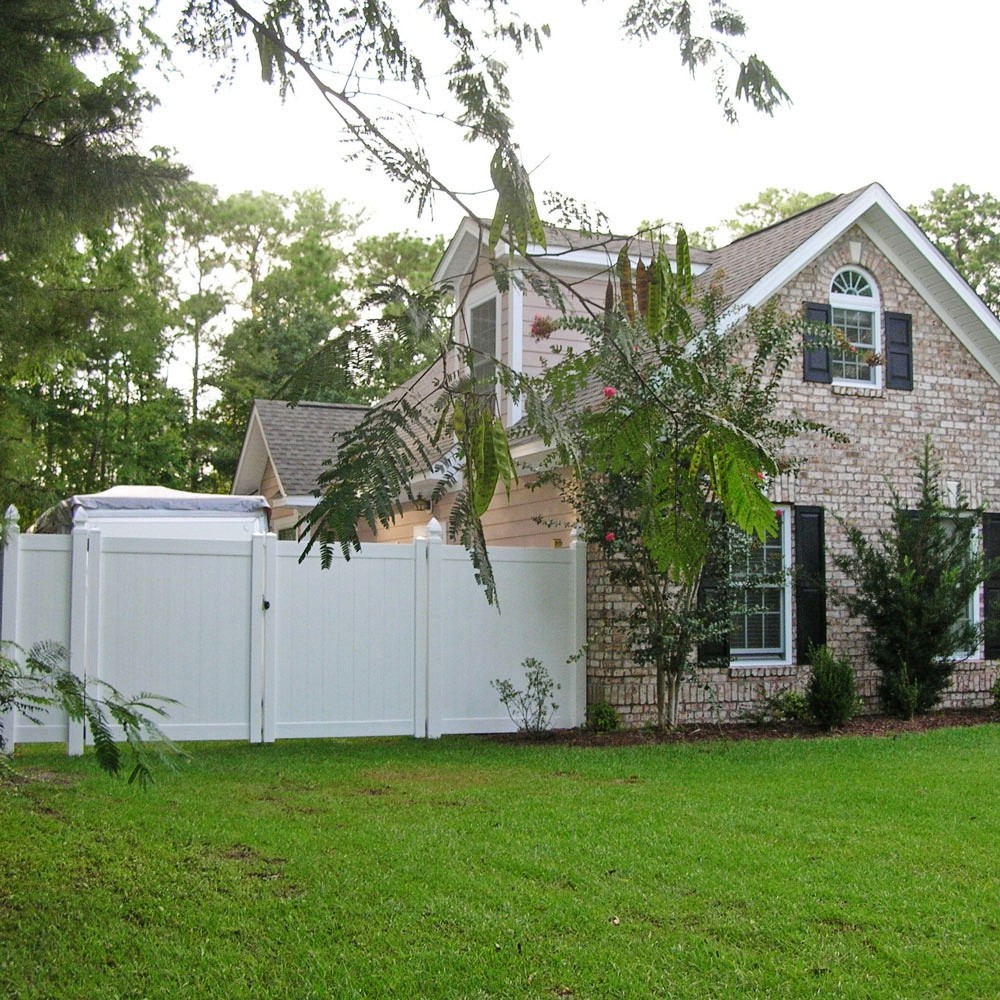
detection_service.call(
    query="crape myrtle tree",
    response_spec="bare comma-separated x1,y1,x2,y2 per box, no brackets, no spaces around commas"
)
531,247,832,726
835,442,994,718
176,2,790,594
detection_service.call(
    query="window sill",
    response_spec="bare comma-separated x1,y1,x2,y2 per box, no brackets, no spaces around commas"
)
729,661,796,678
831,382,882,398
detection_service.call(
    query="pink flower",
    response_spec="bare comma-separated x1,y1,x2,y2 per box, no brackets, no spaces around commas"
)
755,470,765,481
530,314,558,340
604,531,616,543
602,386,617,399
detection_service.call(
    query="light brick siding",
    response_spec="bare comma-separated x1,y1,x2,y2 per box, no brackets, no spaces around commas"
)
587,228,1000,725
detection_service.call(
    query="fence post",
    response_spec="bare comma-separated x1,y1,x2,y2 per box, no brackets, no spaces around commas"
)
1,506,21,752
570,527,589,728
260,532,277,744
412,524,428,738
423,518,444,739
67,525,101,756
248,532,267,744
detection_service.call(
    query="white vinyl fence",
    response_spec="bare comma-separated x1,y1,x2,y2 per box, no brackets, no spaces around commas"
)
1,514,586,752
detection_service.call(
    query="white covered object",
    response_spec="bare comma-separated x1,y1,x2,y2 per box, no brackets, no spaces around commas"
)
29,486,271,539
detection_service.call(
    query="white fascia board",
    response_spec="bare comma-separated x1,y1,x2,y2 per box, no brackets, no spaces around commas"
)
280,495,319,508
508,275,524,426
864,192,1000,334
408,445,462,496
718,183,887,332
509,435,553,472
519,244,709,277
232,407,285,499
860,213,1000,383
859,219,1000,384
712,180,1000,383
433,218,488,285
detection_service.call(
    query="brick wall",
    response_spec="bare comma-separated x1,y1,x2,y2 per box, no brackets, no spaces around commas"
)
586,228,1000,725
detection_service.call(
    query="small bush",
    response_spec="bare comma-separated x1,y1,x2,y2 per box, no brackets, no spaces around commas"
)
806,645,858,729
991,676,1000,710
743,686,808,726
586,700,621,732
770,688,808,721
491,657,560,734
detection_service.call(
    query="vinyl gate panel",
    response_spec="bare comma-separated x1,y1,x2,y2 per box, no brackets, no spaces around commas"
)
272,543,418,738
96,538,257,741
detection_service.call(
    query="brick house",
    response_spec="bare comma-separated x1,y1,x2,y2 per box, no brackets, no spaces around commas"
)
236,183,1000,723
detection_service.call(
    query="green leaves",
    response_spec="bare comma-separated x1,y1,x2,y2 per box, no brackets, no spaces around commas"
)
1,640,185,788
488,145,546,254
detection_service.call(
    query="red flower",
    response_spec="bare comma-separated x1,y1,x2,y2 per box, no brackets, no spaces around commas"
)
530,314,558,340
602,386,617,399
604,531,616,543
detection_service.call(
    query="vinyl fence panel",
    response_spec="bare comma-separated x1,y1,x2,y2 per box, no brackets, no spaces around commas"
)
2,514,586,752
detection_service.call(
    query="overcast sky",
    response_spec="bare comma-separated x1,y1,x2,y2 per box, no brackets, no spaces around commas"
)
143,1,1000,243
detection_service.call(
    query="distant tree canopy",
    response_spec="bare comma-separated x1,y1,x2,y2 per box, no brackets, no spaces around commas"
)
722,188,835,239
911,184,1000,319
0,0,185,515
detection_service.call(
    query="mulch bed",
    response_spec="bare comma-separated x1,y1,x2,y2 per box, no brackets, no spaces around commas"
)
490,707,1000,748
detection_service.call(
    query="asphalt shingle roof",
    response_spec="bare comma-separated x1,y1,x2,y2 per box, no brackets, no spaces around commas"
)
253,399,368,495
698,189,866,303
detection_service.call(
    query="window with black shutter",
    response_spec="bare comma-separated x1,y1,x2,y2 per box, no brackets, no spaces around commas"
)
794,506,826,663
884,312,914,390
803,302,832,383
983,513,1000,659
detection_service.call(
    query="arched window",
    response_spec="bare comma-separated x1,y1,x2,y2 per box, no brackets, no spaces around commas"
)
829,267,880,385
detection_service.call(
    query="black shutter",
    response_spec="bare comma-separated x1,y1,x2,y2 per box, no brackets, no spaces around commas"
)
794,506,826,663
884,312,914,390
697,540,730,664
803,302,832,383
983,513,1000,659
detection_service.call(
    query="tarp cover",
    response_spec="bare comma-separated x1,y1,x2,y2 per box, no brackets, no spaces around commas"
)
30,486,270,534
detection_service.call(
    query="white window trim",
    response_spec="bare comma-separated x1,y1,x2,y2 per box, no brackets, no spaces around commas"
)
830,266,881,389
729,506,793,669
952,520,984,662
465,283,500,377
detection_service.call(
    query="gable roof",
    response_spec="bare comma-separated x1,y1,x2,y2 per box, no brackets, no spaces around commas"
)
232,399,369,498
705,182,1000,382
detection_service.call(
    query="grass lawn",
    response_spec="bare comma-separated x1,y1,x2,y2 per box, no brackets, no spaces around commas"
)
3,726,1000,999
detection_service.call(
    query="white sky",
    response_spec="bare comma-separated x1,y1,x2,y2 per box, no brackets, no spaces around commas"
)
143,1,1000,243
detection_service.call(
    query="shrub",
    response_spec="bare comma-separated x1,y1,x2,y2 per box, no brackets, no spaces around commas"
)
806,645,858,729
586,700,621,732
491,657,560,734
742,686,808,726
835,442,990,717
991,676,1000,710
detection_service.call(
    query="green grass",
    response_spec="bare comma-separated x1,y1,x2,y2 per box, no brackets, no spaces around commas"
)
3,728,1000,999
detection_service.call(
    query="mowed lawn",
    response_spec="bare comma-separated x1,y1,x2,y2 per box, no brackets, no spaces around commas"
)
2,726,999,999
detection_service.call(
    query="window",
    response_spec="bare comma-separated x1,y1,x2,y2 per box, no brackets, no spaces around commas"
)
907,509,982,660
829,268,879,385
730,508,792,662
468,296,498,383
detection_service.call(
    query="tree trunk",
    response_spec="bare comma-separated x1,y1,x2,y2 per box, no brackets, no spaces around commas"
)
667,674,680,728
656,666,666,729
